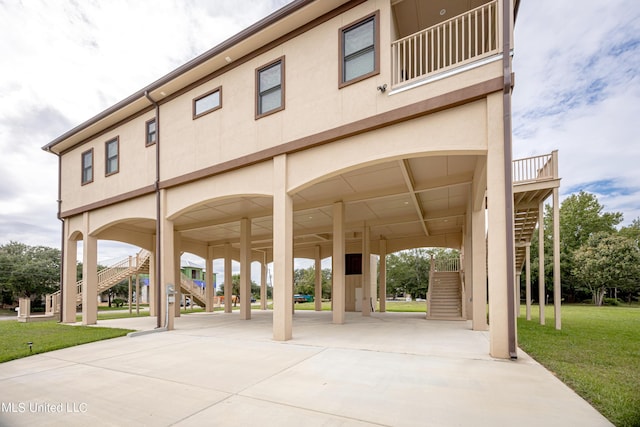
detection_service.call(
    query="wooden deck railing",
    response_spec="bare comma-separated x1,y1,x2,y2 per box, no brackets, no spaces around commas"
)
433,257,460,272
391,0,499,87
512,151,558,184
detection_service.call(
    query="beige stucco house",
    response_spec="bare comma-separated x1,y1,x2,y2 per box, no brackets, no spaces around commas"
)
43,0,561,359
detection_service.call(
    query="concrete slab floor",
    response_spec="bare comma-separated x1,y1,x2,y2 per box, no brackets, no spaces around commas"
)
0,311,613,427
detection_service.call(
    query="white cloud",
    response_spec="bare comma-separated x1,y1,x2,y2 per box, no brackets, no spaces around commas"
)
0,0,293,254
513,0,640,224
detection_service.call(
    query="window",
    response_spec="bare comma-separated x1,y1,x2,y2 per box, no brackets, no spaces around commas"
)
256,57,285,119
193,87,222,119
81,149,93,185
146,118,157,146
339,11,380,87
105,137,119,176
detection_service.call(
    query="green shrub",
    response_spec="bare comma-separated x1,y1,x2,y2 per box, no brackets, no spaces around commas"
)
112,298,126,308
603,297,620,306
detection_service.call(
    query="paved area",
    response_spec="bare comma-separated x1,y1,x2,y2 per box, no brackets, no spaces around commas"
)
0,311,612,426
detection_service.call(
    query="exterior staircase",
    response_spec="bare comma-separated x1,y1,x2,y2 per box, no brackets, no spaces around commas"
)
46,249,150,313
179,273,207,307
512,151,561,272
427,271,463,319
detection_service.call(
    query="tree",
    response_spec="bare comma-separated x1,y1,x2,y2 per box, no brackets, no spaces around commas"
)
293,266,331,299
572,232,640,306
385,248,455,299
619,217,640,246
217,274,260,300
530,191,623,302
0,242,61,300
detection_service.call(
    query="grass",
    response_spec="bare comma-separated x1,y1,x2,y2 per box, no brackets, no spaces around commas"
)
0,320,133,363
517,304,640,427
0,308,16,316
384,300,427,312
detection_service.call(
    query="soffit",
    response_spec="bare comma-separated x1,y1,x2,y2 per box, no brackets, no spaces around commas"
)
392,0,492,39
175,154,478,250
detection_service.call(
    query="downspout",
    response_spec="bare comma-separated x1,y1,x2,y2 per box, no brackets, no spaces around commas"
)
144,91,163,329
56,152,64,323
502,0,517,359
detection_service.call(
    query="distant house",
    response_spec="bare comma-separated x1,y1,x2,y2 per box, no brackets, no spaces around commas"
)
42,0,561,359
181,260,205,283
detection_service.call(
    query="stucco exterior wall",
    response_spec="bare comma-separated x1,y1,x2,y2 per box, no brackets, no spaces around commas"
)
60,112,156,212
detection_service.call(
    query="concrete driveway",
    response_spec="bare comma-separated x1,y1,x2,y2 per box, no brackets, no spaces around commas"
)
0,311,612,426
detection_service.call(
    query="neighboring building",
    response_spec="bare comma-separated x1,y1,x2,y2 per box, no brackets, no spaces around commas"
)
43,0,560,359
181,260,206,282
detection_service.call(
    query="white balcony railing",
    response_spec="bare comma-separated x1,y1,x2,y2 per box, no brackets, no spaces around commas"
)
512,151,558,184
391,0,499,87
432,256,460,273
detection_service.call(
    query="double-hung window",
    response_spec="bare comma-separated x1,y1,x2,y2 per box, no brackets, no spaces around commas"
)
339,11,380,87
193,87,222,119
256,57,285,119
105,137,119,176
146,118,157,146
81,149,93,185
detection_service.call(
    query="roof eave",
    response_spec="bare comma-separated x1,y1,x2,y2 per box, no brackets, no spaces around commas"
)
42,0,317,155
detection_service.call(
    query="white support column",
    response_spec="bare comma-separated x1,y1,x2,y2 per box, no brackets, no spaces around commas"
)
379,239,387,313
332,202,345,324
314,246,322,311
174,231,181,317
149,246,156,316
553,187,561,330
516,272,521,318
472,204,488,331
486,100,511,358
224,243,232,314
362,226,371,316
128,274,133,315
205,246,214,312
260,253,267,310
159,190,175,329
273,155,293,340
538,201,545,325
525,243,531,320
62,229,78,323
463,213,473,320
135,273,140,316
240,217,251,320
82,213,98,326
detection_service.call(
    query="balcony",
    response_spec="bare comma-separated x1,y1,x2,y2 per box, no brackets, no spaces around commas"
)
391,0,499,88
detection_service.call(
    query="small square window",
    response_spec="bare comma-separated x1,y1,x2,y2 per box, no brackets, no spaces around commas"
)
193,87,222,119
81,149,93,185
146,118,157,146
339,11,380,88
256,57,285,119
105,137,119,176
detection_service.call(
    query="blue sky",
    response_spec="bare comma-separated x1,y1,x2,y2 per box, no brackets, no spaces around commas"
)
512,0,640,225
0,0,639,271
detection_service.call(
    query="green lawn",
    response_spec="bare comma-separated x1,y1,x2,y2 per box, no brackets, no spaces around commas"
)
0,321,133,363
517,304,640,427
384,300,427,312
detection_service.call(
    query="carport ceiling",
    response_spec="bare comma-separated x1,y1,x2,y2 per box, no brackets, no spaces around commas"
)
176,155,478,249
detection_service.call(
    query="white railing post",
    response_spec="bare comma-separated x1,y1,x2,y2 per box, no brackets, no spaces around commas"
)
512,153,555,184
